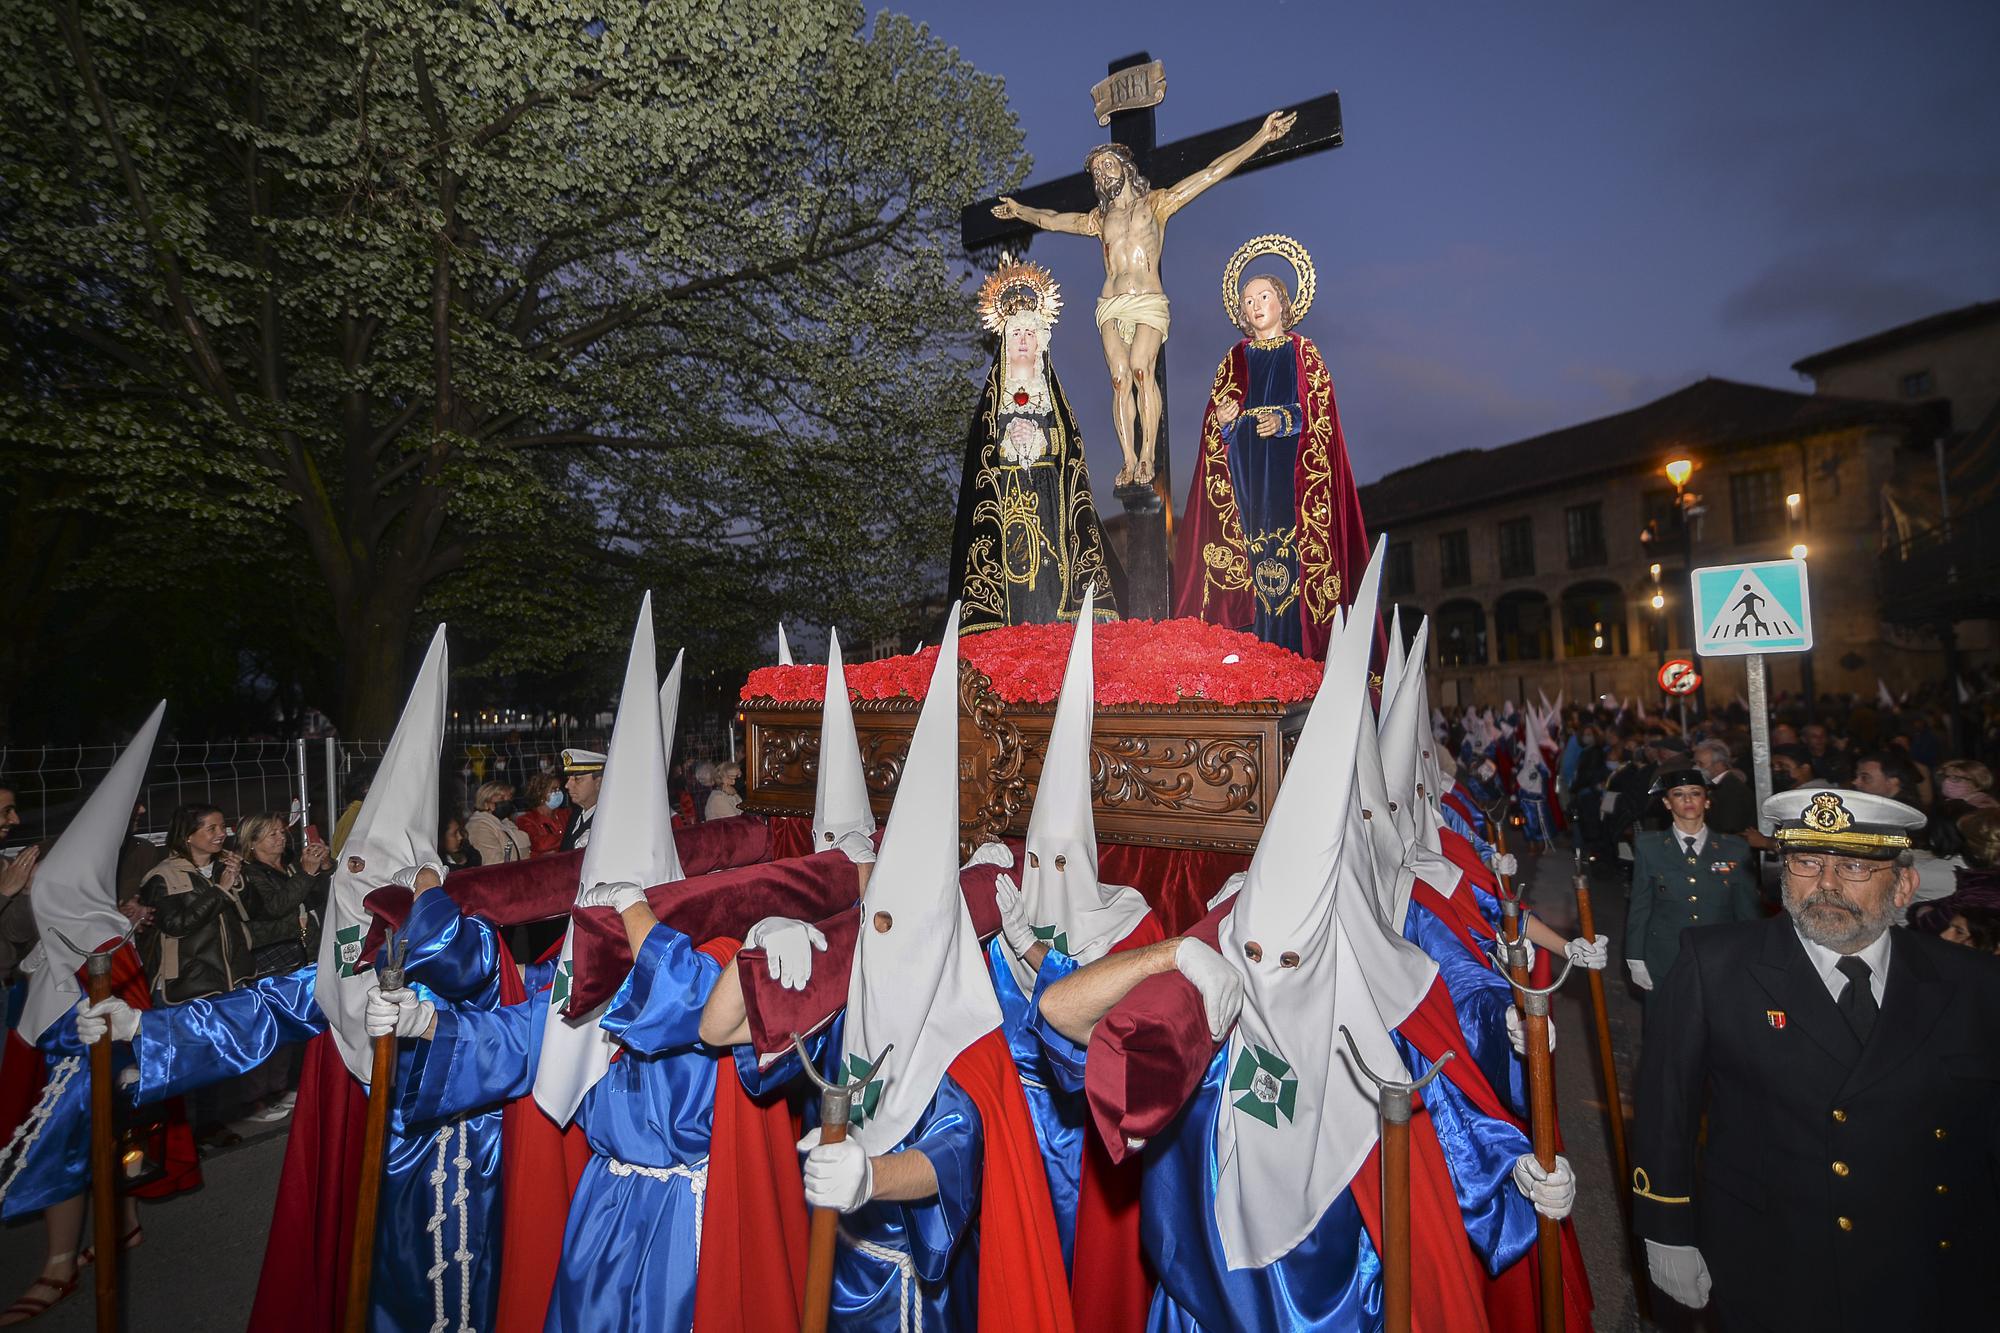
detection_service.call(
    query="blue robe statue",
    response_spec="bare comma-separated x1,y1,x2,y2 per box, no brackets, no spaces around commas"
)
1225,339,1308,655
738,1013,984,1332
1030,1013,1539,1333
403,920,721,1333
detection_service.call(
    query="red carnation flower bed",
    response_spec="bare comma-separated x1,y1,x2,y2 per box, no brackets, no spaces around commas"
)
740,617,1321,708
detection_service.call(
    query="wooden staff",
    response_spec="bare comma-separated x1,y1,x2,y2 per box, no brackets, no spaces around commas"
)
82,947,120,1333
1491,820,1532,999
1498,954,1576,1333
1571,852,1630,1196
1340,1026,1452,1333
345,929,410,1333
792,1034,893,1333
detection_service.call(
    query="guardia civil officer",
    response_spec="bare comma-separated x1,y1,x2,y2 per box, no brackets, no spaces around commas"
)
1631,788,2000,1331
1623,767,1759,995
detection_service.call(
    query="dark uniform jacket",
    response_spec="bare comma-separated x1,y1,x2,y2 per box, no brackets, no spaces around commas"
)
1632,916,2000,1331
1625,827,1759,980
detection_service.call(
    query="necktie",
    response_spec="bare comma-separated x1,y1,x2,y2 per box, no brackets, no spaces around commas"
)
1683,836,1697,859
1836,955,1878,1044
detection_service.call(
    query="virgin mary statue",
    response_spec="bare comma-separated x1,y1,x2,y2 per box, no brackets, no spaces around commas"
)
950,258,1120,633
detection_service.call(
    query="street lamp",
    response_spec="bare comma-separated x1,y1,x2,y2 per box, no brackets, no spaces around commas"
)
1662,456,1703,711
1665,458,1694,491
1790,543,1809,560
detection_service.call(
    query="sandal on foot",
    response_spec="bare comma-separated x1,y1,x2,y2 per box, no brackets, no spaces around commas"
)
0,1274,79,1326
79,1222,144,1267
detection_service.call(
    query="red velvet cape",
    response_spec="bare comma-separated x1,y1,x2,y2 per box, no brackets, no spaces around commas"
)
1171,332,1370,661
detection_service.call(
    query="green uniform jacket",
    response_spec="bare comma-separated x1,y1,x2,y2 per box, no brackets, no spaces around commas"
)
1625,827,1759,980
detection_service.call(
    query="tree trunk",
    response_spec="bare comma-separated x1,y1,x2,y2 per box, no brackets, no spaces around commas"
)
337,590,423,739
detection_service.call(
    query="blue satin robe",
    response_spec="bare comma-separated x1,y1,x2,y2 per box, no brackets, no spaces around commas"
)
1401,904,1528,1119
0,1002,139,1220
738,1013,984,1332
403,921,722,1333
126,889,511,1333
1031,1018,1538,1332
1225,339,1307,654
984,938,1083,1269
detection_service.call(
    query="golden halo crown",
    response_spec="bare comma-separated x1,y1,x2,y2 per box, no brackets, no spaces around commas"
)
977,255,1062,334
1222,233,1316,331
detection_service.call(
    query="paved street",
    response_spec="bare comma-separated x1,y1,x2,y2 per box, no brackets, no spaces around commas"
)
2,844,1693,1332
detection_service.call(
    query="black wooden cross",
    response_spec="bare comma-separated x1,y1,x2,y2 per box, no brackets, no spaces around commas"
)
960,54,1343,619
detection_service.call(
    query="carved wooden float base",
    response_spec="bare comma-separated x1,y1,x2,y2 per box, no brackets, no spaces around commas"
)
742,661,1308,857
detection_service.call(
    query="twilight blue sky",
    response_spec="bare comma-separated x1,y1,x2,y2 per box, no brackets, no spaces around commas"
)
898,0,2000,496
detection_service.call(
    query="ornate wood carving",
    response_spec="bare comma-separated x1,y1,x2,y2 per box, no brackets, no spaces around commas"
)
740,660,1307,855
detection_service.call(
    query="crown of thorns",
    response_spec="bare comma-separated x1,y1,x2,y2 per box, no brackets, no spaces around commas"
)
1084,142,1140,174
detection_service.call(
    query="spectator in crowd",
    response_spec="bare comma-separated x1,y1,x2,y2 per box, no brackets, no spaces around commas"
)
464,782,529,865
513,770,570,857
330,763,374,854
1853,750,1922,809
113,798,164,917
1800,722,1854,784
1692,739,1756,835
1936,758,1998,810
1769,743,1819,792
441,813,480,870
236,812,329,977
139,805,253,1004
703,760,743,821
0,780,39,988
1940,905,2000,952
689,760,716,822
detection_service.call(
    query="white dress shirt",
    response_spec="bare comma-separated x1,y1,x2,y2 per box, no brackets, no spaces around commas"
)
1793,923,1892,1006
1669,822,1710,859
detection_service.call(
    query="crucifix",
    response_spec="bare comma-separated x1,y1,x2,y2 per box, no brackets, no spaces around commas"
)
962,55,1343,619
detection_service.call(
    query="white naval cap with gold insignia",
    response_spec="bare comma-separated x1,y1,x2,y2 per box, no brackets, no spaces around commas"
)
560,747,607,775
1760,787,1924,859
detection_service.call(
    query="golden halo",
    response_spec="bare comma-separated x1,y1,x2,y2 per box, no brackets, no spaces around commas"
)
977,255,1062,334
1221,233,1316,330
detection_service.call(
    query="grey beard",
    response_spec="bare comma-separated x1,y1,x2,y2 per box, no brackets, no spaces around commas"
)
1785,887,1894,952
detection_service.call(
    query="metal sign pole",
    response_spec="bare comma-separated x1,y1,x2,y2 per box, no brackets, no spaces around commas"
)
1746,653,1773,815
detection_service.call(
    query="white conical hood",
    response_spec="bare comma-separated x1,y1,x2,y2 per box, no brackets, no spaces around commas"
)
811,628,876,853
778,622,794,667
840,604,1001,1156
22,702,166,1043
1008,585,1148,991
318,626,447,1081
1380,606,1408,718
658,648,685,802
1211,538,1438,1269
535,595,680,1125
1378,621,1460,919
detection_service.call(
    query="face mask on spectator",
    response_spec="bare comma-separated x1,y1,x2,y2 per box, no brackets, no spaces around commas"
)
546,791,565,810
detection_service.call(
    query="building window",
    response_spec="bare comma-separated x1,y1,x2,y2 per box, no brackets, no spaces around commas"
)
1729,467,1785,545
1494,590,1553,661
1385,541,1415,597
1497,517,1535,579
1565,502,1606,569
1434,599,1487,666
1900,369,1934,398
1439,530,1471,588
1561,581,1628,657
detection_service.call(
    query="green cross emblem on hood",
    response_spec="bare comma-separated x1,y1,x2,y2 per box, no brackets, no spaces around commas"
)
1031,922,1071,955
842,1051,885,1128
550,959,573,1011
335,923,365,978
1228,1044,1298,1127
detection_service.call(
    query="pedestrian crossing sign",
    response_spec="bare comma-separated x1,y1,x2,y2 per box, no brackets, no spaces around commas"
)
1692,558,1812,657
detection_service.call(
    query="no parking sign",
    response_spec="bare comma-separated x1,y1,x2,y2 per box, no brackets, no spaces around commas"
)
1658,659,1701,695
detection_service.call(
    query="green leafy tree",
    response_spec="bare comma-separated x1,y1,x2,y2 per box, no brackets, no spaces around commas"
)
3,0,1024,734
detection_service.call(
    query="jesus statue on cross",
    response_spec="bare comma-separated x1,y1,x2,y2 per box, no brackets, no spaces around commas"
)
992,108,1296,487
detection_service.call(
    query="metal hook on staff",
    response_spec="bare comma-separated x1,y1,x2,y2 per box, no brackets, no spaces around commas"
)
793,1034,893,1333
1339,1025,1452,1333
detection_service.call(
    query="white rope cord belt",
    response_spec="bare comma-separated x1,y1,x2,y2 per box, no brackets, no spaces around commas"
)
0,1056,80,1206
838,1226,921,1333
604,1155,709,1261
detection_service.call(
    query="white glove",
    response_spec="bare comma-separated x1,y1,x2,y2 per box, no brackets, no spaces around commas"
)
1645,1239,1712,1309
962,841,1013,870
1505,1005,1556,1055
1494,852,1519,878
744,916,827,991
1175,938,1244,1042
389,861,446,890
830,828,877,864
1512,1153,1577,1219
992,873,1039,959
365,985,435,1039
75,997,139,1045
797,1128,874,1212
1628,959,1655,991
1564,934,1610,970
576,879,649,913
